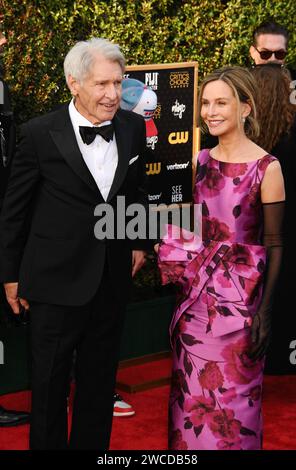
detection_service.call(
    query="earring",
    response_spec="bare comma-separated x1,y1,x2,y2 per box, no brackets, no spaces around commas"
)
242,117,246,123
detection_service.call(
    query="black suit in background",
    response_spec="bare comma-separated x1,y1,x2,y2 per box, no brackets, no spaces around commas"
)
0,76,16,202
263,125,296,374
0,75,16,324
0,73,30,427
0,103,148,449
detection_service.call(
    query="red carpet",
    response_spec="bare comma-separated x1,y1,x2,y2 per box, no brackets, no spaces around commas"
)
0,375,296,450
116,356,171,392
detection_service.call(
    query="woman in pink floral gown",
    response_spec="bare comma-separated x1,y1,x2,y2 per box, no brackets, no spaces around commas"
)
157,66,285,450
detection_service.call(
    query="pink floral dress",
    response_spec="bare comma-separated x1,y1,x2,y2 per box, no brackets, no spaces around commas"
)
158,148,277,450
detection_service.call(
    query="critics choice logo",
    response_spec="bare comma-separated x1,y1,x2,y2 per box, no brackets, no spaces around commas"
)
169,72,190,88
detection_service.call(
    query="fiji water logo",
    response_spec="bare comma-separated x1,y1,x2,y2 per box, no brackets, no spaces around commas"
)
145,72,159,91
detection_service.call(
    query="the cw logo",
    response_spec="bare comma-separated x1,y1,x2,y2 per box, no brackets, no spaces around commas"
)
146,162,161,175
168,131,189,145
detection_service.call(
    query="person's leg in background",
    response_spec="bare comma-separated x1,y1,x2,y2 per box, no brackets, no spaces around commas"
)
0,285,30,427
113,393,135,417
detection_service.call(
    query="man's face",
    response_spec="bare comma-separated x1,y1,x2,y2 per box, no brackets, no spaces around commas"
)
68,55,123,124
250,34,287,65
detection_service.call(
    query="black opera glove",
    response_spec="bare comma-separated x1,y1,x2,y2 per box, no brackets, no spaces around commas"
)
248,201,285,362
248,306,272,362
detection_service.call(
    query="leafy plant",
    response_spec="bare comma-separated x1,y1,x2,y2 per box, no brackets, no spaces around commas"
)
2,0,295,123
1,0,295,296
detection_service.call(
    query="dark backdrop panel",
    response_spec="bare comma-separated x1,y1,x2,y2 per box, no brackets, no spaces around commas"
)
125,63,198,206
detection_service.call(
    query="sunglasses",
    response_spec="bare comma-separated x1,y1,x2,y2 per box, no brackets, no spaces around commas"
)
254,46,287,61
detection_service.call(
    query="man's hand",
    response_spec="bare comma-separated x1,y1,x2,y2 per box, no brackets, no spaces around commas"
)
4,282,30,314
154,243,160,254
132,250,146,277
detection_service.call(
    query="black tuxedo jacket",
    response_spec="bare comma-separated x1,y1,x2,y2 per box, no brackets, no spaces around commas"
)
0,77,16,205
0,104,148,305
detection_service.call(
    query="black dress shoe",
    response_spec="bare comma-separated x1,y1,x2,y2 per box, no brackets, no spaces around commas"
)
0,405,30,427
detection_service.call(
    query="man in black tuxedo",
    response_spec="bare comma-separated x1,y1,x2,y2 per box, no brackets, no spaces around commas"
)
0,25,30,428
0,37,147,449
0,27,15,228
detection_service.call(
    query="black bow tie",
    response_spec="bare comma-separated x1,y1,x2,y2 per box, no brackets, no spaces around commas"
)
79,124,114,145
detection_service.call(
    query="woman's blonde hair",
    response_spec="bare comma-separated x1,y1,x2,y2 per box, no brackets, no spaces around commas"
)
198,66,260,140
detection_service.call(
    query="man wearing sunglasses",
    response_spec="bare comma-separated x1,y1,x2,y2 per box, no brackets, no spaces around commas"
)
250,20,288,65
249,21,296,379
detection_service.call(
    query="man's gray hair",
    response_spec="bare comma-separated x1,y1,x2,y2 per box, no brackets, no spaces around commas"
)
64,37,125,84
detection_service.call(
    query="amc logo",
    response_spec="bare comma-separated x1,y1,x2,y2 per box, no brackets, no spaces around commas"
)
146,162,161,175
168,131,189,145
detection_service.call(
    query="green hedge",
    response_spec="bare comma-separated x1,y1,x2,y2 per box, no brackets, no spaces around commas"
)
2,0,296,122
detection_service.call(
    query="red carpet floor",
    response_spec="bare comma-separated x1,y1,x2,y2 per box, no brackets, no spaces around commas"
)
0,375,295,450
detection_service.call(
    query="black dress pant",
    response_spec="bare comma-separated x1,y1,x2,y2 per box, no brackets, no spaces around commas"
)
29,267,126,450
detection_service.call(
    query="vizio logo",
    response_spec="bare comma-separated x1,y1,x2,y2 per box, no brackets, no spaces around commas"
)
289,340,296,365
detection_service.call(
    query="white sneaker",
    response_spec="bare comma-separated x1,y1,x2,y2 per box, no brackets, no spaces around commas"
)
113,393,135,417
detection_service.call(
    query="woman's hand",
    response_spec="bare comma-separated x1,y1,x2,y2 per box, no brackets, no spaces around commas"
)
248,308,272,362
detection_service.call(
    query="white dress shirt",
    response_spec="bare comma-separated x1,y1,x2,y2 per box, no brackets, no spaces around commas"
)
69,99,118,201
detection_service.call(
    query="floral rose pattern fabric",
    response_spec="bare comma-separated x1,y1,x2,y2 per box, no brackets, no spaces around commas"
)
158,149,277,450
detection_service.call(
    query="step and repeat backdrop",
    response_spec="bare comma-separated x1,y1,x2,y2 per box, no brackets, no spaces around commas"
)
123,62,199,206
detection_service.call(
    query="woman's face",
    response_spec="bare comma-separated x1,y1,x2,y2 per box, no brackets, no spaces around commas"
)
201,79,246,138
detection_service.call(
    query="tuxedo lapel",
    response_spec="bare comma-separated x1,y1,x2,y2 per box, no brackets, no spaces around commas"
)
107,111,132,202
49,105,102,196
